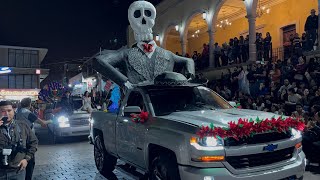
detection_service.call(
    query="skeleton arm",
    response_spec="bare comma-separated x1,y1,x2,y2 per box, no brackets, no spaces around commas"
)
172,54,195,78
94,49,129,86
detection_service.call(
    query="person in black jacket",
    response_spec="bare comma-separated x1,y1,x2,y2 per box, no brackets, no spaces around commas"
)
304,9,318,51
0,101,38,180
302,111,320,162
59,91,73,113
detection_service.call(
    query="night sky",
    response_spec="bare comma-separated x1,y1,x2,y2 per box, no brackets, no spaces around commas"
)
0,0,163,65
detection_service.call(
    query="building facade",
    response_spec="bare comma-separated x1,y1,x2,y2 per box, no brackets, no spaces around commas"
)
0,45,49,100
128,0,320,67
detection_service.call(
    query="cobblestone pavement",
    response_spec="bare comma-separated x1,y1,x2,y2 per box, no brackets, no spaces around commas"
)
33,129,141,180
33,129,320,180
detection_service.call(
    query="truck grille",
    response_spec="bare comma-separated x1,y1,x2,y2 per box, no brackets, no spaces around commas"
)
226,147,294,169
69,119,89,127
224,132,291,146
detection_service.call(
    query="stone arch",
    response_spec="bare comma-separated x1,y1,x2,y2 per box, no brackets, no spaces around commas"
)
211,0,259,34
162,23,178,48
244,0,259,17
181,9,210,56
182,9,209,42
162,24,182,54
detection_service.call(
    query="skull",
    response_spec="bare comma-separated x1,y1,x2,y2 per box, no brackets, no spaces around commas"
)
128,0,156,42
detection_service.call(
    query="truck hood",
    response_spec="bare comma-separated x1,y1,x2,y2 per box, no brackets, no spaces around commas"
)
160,109,280,128
56,110,90,120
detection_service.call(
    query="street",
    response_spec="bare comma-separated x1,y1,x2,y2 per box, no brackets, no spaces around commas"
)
33,130,143,180
33,130,320,180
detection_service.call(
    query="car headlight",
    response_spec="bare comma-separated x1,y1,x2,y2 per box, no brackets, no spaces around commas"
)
57,116,70,128
291,128,301,139
199,137,223,147
190,136,224,151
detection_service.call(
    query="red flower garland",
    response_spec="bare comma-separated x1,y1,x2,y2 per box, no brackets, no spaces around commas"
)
131,111,149,123
197,117,305,141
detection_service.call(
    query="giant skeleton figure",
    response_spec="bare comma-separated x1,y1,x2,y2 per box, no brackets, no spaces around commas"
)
95,0,195,88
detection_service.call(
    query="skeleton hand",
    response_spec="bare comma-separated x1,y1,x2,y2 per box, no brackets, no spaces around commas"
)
186,73,195,81
124,81,133,90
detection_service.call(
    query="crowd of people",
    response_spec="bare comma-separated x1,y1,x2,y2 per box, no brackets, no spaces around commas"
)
178,9,319,71
210,57,320,116
204,55,320,161
181,33,269,70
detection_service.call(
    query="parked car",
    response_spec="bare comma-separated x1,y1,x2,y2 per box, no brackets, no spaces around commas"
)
90,73,305,180
42,96,91,143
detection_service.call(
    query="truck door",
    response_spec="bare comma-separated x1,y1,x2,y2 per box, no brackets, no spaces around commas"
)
116,91,147,168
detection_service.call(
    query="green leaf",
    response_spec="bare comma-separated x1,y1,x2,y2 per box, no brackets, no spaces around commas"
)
239,124,244,128
249,118,254,122
210,123,214,129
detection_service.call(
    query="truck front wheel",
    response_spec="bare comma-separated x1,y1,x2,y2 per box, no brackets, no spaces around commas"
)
150,154,181,180
94,135,117,176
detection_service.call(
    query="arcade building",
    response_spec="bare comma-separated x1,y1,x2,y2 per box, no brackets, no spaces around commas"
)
127,0,320,78
0,45,49,101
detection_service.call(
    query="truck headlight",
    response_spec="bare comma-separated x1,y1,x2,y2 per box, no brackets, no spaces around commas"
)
199,137,223,147
190,136,223,151
291,128,301,139
57,116,70,128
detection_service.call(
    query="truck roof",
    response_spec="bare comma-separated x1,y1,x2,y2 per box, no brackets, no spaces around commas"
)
136,82,202,90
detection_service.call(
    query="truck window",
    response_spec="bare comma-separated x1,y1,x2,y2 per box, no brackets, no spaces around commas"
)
126,91,145,111
148,86,232,116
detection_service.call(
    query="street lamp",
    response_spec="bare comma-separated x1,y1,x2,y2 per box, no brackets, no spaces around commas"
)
202,12,207,20
175,25,179,31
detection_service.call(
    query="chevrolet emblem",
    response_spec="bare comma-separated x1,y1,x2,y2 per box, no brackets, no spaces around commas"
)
263,144,278,152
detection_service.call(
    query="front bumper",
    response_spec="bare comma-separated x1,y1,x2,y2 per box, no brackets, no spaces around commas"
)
50,124,90,137
179,152,305,180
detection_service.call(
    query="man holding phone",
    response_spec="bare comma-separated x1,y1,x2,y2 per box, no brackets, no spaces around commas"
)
0,101,38,180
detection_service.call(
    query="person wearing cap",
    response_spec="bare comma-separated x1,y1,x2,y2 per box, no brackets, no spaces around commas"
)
304,9,318,51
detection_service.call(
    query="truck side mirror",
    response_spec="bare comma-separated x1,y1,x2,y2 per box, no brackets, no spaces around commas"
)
229,101,237,108
124,106,141,114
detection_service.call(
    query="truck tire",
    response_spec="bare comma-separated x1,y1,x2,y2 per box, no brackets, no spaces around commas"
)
150,154,181,180
94,135,117,176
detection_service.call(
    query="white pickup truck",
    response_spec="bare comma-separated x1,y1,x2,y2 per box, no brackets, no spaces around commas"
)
90,74,306,180
42,97,91,143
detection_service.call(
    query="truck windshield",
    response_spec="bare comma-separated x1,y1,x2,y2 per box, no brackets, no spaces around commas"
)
72,98,83,110
55,97,83,112
148,86,232,116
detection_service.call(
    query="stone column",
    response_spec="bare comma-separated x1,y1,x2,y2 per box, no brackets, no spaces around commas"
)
181,40,188,56
208,29,215,67
247,15,257,62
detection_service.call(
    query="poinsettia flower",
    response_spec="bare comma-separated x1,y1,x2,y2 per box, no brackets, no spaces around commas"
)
140,118,145,123
139,111,149,120
297,123,305,131
197,117,306,141
130,113,138,118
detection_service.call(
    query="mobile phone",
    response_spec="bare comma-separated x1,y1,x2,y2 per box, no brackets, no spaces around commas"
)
1,116,8,124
